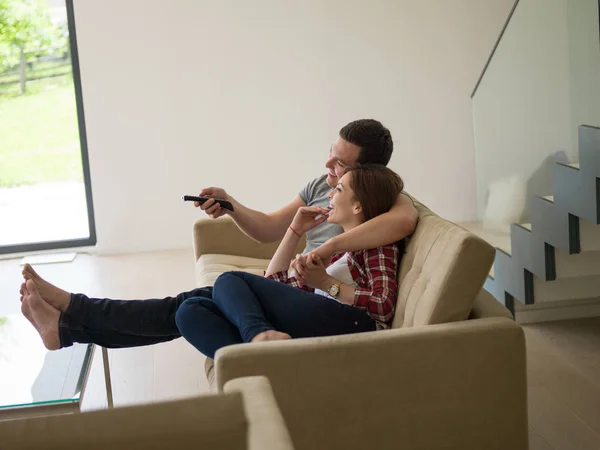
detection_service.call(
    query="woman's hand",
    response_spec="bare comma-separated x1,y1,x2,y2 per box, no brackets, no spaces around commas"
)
291,254,331,290
289,206,330,236
306,241,336,267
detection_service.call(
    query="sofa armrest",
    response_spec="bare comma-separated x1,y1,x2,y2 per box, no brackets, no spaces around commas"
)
469,288,514,320
215,317,528,450
1,390,249,449
224,376,295,450
193,217,306,261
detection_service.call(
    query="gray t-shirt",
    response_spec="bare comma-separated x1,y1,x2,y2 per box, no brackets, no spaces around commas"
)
299,175,343,253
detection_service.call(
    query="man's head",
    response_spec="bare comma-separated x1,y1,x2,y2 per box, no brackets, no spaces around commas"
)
325,119,393,187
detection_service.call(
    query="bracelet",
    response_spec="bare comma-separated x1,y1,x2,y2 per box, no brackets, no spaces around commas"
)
289,226,302,238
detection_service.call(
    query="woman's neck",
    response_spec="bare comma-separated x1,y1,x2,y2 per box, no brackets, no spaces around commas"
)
340,219,363,233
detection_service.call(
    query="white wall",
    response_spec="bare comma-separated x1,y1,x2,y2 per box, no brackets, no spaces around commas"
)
472,0,573,218
73,0,513,253
568,0,600,147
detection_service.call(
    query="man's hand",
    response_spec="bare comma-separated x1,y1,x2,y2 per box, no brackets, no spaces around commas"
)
306,240,336,267
196,187,231,219
291,253,330,290
289,206,330,236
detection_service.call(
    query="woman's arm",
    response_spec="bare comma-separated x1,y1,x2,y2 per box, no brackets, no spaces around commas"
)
312,273,356,306
307,245,399,322
265,206,329,277
352,246,400,326
265,228,302,277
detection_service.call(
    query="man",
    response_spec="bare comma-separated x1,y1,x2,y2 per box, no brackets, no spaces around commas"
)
195,119,418,267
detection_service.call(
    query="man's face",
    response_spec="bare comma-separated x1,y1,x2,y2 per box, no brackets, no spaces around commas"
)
324,137,361,187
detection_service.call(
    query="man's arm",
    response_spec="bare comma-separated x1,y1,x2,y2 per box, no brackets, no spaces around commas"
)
228,195,306,243
197,187,306,243
313,193,418,258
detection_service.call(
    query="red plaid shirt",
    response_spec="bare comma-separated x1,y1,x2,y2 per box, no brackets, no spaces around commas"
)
266,244,400,328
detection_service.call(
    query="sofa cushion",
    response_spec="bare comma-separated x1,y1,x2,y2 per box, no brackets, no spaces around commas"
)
196,254,270,287
393,201,495,328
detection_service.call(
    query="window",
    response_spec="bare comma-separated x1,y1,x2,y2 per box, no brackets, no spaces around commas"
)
0,0,95,255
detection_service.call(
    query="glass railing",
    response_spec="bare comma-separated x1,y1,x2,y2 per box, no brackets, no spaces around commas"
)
471,0,600,232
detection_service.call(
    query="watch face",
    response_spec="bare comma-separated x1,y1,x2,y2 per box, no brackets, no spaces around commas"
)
329,284,340,297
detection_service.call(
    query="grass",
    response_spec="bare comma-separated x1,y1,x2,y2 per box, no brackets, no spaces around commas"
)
0,59,72,91
0,75,83,187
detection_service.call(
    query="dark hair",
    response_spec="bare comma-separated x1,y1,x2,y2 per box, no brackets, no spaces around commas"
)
339,119,393,166
345,164,404,222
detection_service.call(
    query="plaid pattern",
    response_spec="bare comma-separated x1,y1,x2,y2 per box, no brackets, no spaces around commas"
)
267,243,400,328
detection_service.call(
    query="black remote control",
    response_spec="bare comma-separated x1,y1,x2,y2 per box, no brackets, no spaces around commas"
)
182,195,235,212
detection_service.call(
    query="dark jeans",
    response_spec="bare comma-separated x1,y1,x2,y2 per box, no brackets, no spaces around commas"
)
60,271,376,359
59,286,214,349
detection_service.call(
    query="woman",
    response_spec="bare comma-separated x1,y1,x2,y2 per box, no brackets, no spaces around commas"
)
20,164,404,359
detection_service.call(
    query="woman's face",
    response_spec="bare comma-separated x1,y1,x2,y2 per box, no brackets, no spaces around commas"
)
327,172,363,227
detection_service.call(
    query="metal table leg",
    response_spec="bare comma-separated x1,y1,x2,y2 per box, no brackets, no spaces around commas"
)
102,347,114,408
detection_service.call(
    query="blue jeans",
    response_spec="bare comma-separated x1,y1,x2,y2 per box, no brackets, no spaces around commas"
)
175,271,376,358
59,272,376,359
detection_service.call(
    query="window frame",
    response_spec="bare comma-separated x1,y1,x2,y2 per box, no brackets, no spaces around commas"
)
0,0,97,255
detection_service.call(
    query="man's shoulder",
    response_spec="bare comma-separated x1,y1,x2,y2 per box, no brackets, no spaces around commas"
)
300,174,329,201
303,174,328,190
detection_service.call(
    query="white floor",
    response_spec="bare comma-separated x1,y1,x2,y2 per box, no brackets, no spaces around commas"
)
0,248,212,412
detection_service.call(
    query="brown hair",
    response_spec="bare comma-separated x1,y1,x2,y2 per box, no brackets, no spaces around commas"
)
339,119,393,166
345,164,404,222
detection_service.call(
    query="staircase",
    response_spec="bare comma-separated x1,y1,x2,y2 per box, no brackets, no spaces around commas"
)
464,125,600,316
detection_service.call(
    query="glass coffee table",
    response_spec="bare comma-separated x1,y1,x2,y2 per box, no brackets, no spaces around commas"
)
0,314,113,420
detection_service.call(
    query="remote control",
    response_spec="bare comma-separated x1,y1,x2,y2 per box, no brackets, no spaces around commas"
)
182,195,235,212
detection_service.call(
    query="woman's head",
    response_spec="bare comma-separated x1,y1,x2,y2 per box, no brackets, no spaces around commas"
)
327,164,404,229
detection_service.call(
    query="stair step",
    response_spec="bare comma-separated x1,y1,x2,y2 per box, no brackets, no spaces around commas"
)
463,221,600,282
534,274,600,303
556,249,600,278
581,219,600,251
459,223,511,255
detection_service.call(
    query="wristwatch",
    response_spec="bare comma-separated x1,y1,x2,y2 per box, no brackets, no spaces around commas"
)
328,281,342,299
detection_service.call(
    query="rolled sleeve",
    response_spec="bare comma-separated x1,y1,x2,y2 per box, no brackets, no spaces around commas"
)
353,246,399,328
265,270,315,293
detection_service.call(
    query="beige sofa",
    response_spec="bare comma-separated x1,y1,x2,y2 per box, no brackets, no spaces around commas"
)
193,199,529,450
0,376,294,450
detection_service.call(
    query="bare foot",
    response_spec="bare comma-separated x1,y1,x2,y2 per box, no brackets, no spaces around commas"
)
19,281,26,302
21,280,61,350
22,263,71,312
251,330,292,343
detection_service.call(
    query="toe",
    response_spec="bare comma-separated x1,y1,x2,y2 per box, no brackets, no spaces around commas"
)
20,282,26,302
23,264,38,280
26,279,38,295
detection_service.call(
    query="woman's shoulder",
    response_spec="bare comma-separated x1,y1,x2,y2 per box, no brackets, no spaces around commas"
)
349,243,401,263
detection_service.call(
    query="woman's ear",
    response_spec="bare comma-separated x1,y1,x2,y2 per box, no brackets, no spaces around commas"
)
353,201,363,216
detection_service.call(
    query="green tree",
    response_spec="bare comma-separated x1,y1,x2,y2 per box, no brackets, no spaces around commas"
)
0,0,66,92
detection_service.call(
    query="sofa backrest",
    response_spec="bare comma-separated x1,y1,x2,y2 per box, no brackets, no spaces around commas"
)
392,199,495,328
